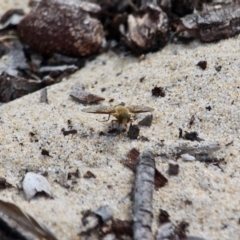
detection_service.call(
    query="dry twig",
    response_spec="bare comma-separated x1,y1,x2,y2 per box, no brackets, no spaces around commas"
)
133,150,155,240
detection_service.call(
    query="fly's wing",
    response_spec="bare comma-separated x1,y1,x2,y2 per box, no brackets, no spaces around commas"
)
81,106,116,114
127,105,154,113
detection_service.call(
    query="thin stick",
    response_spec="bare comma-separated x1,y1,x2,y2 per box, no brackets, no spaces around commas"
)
133,150,155,240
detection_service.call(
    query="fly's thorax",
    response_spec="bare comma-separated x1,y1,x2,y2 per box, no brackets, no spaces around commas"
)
113,106,131,124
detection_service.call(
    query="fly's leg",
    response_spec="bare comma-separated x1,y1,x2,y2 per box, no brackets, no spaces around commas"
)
98,114,111,122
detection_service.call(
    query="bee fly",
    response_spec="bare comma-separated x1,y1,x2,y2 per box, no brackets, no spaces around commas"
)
81,105,154,128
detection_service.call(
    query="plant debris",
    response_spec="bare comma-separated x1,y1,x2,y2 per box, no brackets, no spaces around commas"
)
0,199,57,240
133,150,155,240
197,60,207,70
205,105,212,111
188,115,195,127
41,148,52,157
22,172,53,201
177,142,221,155
0,1,238,104
57,169,80,189
70,86,105,104
0,73,43,102
138,114,153,126
123,148,167,189
83,171,96,179
40,87,48,103
111,218,133,238
167,163,179,176
61,128,78,136
0,177,12,189
152,86,166,97
156,209,207,240
180,129,204,142
127,124,140,139
175,220,189,239
158,209,170,224
123,148,140,170
79,205,112,235
154,168,168,189
173,4,240,43
215,65,222,72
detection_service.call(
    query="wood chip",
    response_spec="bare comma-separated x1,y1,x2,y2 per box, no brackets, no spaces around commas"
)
123,148,140,170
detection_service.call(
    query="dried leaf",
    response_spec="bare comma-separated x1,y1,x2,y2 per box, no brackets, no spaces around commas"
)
70,86,105,104
22,172,53,200
0,199,57,240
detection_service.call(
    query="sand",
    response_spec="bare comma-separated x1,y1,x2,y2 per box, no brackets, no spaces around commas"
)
0,1,240,240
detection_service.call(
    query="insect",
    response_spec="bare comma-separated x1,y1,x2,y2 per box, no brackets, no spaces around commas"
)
81,105,154,128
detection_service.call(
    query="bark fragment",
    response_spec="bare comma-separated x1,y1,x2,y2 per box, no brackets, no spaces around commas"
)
174,4,240,42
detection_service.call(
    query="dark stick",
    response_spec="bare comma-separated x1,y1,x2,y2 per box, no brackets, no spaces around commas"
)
133,150,155,240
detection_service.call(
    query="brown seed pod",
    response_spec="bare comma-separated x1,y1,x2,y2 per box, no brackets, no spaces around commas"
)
17,0,104,57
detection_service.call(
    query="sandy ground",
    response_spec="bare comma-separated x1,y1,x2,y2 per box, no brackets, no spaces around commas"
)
1,1,240,240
